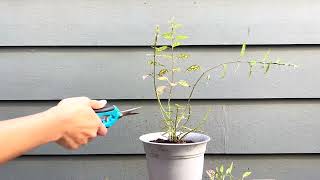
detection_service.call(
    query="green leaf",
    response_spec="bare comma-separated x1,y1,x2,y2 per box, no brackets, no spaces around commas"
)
242,172,252,178
178,80,190,87
147,60,164,67
158,69,169,76
172,42,181,48
265,62,271,74
176,35,189,40
249,60,257,66
177,53,190,59
186,65,201,72
157,76,168,81
220,165,224,173
248,60,256,77
226,162,233,174
262,51,271,70
220,64,228,78
162,32,173,40
156,46,168,52
240,43,246,57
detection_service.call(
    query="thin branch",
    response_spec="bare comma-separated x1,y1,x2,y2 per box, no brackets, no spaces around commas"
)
179,107,212,141
152,30,169,120
167,25,175,121
183,59,293,126
173,107,179,141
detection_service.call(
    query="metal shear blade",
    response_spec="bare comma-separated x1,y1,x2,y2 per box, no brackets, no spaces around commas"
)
121,107,141,117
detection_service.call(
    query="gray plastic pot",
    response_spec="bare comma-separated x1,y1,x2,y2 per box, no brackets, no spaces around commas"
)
139,132,210,180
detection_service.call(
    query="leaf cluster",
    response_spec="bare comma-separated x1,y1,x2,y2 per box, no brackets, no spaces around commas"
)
206,162,252,180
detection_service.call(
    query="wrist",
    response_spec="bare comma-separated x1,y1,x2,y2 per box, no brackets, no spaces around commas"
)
42,106,67,142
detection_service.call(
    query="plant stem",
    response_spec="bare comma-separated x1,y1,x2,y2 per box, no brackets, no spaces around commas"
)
167,26,175,118
174,107,179,141
183,60,240,126
179,106,211,141
152,30,169,120
167,25,176,141
183,60,290,127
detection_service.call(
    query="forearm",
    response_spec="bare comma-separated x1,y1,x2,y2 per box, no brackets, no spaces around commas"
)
0,108,63,164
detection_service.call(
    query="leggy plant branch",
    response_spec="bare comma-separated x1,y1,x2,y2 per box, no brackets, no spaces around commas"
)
152,27,169,120
183,59,296,127
167,24,175,120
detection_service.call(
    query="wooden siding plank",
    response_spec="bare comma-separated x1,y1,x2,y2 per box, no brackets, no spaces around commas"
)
0,100,319,154
0,0,320,45
1,155,320,180
0,46,312,100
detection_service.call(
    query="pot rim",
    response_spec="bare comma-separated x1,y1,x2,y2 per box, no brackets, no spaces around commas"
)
139,132,211,146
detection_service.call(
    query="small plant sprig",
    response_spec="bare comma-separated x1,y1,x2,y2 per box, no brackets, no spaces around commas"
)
143,18,297,143
206,162,251,180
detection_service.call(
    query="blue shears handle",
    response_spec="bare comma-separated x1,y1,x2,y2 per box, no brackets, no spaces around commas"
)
95,105,122,128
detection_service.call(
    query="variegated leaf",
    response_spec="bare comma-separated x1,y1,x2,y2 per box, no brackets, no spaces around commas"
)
186,65,201,72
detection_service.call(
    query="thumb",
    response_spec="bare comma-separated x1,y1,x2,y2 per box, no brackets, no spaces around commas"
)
90,99,107,109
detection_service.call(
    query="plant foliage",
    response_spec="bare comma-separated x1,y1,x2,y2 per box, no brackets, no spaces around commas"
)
143,18,297,143
207,162,252,180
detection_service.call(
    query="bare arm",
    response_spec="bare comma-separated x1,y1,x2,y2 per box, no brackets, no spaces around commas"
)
0,111,62,164
0,97,108,164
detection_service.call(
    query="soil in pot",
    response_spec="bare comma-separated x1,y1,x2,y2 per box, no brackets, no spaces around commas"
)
150,138,194,144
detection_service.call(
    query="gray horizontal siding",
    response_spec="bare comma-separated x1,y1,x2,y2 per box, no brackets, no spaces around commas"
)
1,0,320,46
1,100,320,155
1,154,320,180
0,46,312,100
1,1,318,180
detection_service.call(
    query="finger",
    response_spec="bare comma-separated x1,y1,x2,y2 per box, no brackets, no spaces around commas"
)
56,138,75,149
56,138,68,148
74,137,88,145
70,133,88,145
57,136,79,150
97,123,108,136
83,131,98,138
90,99,107,109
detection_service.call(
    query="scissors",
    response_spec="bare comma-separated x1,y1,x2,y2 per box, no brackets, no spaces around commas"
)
94,104,141,128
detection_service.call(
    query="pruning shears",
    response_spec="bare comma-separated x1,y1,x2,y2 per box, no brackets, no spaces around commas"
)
94,104,141,128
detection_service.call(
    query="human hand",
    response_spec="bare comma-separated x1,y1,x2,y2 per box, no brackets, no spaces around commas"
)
50,97,108,150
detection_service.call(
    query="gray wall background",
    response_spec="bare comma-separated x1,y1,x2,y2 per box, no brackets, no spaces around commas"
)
0,0,319,179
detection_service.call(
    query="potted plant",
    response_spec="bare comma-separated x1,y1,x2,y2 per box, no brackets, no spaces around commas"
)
139,19,296,180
